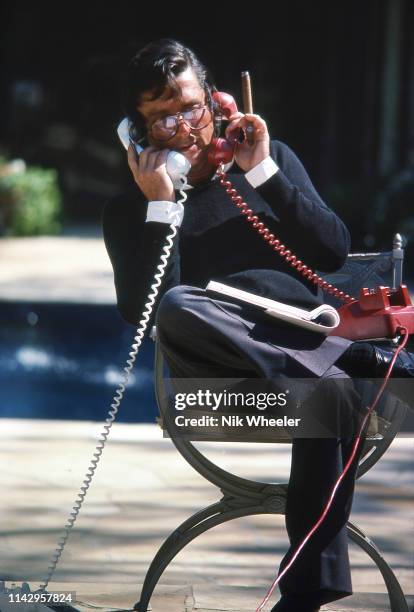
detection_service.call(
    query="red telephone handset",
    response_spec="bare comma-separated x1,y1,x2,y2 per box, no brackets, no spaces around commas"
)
208,91,239,166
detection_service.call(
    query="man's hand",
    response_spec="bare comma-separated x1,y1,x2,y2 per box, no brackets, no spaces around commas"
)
225,113,270,173
127,145,175,202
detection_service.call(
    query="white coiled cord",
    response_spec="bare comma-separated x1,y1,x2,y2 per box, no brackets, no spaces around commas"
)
39,182,188,592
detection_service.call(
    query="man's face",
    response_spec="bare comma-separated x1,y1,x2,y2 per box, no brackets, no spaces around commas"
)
137,67,215,172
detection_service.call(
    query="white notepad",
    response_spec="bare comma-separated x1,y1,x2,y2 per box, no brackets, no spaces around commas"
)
206,280,340,334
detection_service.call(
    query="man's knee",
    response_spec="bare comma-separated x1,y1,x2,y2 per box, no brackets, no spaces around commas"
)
156,285,197,333
292,376,358,438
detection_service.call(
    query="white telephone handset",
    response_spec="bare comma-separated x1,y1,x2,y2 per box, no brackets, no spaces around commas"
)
117,118,191,189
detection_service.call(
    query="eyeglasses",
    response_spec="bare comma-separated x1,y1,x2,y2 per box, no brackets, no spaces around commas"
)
148,106,211,141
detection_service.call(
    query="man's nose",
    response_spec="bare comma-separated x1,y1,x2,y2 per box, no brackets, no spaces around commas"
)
176,117,192,137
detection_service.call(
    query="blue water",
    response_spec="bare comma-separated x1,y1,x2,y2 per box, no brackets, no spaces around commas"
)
2,300,414,429
0,302,157,422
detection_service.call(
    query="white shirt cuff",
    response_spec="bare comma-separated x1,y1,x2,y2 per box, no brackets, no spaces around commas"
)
245,156,279,188
146,201,184,227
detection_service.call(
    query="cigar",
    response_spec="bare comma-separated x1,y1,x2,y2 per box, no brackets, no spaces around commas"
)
241,71,254,145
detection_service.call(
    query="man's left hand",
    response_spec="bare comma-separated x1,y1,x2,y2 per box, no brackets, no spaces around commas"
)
225,112,270,172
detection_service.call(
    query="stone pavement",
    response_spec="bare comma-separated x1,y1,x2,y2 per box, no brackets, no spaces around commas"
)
0,420,412,612
0,232,413,611
1,230,413,306
0,232,115,304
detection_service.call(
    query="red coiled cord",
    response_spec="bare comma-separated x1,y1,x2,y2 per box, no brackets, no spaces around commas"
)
216,165,408,610
217,166,355,304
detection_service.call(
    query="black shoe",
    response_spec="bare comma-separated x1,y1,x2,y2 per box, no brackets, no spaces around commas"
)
337,342,414,378
270,595,320,611
337,342,414,408
372,345,414,377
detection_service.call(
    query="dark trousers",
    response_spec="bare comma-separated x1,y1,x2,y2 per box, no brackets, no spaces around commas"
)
156,285,365,606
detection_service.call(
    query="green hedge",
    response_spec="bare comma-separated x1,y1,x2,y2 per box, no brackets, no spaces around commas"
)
0,161,62,236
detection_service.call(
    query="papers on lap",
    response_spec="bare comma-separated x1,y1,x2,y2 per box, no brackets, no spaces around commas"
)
206,280,340,334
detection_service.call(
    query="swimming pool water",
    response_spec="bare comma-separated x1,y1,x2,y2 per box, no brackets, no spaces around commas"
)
0,302,157,422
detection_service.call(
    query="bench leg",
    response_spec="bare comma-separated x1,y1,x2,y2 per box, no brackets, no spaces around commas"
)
133,500,269,611
347,521,409,611
133,505,409,611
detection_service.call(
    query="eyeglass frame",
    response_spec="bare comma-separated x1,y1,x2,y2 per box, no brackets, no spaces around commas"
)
146,103,214,142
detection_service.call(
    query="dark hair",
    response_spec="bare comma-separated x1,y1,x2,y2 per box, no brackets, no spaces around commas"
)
122,38,215,141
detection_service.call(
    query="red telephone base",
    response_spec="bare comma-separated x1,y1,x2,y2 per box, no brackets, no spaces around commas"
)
332,285,414,341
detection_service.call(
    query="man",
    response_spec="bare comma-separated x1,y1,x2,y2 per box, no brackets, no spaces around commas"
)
103,39,413,612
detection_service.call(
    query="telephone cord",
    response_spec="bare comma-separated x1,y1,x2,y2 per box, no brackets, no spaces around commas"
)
255,326,409,611
38,184,188,592
217,166,355,304
214,165,410,610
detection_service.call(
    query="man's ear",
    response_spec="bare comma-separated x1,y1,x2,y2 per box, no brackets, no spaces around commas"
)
138,136,150,148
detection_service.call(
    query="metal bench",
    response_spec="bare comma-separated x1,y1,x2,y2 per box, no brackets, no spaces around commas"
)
135,234,410,612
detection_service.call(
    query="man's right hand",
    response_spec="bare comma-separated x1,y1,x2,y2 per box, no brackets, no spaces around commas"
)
127,145,175,202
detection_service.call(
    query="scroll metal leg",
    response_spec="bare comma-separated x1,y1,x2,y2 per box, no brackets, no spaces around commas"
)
133,500,269,612
347,521,409,612
133,505,409,612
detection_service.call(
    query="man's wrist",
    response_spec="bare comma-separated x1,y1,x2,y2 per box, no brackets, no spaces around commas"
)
146,201,184,227
245,156,279,188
